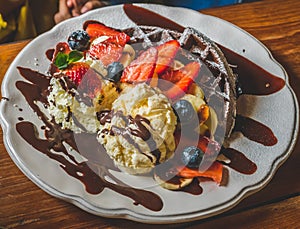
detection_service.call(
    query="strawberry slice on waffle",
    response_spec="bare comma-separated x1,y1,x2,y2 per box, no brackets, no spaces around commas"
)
120,47,158,83
155,40,180,75
162,61,201,100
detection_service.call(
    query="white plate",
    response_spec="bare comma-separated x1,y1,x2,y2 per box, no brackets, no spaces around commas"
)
0,4,299,224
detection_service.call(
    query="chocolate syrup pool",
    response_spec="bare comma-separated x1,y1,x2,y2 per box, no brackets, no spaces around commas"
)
14,5,285,212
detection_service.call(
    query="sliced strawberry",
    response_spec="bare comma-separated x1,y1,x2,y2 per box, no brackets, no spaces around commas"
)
89,42,123,66
176,161,223,184
155,40,180,75
63,62,90,85
121,47,158,83
84,22,130,66
197,136,221,156
159,69,182,88
84,21,130,44
105,32,131,46
163,62,200,100
77,68,102,99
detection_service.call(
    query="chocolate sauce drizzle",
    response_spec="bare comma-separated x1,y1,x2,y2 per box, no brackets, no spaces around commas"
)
16,67,163,212
13,4,286,212
97,110,161,163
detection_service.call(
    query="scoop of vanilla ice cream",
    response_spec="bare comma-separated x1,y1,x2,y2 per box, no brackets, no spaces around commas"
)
47,75,120,133
97,83,177,174
47,77,100,133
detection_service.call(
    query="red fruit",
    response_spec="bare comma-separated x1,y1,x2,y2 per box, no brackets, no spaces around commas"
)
197,136,221,155
163,62,200,100
89,42,123,66
155,40,180,74
105,32,131,46
77,68,102,99
121,47,158,83
84,21,130,44
160,69,182,84
85,21,120,37
176,161,223,184
84,22,130,66
63,62,90,85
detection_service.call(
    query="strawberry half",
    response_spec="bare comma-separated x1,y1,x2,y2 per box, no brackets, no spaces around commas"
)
106,32,131,46
77,68,102,99
63,62,90,85
121,47,158,83
84,21,130,44
89,42,123,66
155,40,180,75
86,23,130,66
163,62,200,100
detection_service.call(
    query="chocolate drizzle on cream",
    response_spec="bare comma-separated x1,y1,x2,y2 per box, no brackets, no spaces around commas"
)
97,110,161,163
15,67,163,211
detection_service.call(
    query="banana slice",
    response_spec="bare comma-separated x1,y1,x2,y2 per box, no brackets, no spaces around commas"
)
119,44,135,67
181,94,206,112
154,173,193,190
154,166,193,190
204,107,218,136
188,83,205,99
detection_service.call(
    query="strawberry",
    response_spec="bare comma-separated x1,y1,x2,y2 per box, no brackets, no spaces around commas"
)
105,32,131,46
159,69,182,86
89,42,124,66
163,62,200,100
197,136,221,156
63,62,90,85
176,161,223,184
84,21,130,45
155,40,180,75
86,23,130,66
77,68,102,99
121,47,158,83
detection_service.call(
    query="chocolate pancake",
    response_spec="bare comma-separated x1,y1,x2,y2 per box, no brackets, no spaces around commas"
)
122,25,237,142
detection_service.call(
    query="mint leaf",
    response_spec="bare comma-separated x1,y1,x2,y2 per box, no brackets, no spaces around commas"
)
68,51,83,63
54,52,68,70
54,51,83,70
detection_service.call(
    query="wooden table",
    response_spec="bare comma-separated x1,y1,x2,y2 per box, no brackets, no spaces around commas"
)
1,0,299,227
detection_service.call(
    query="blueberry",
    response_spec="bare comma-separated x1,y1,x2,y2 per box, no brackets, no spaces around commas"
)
106,62,124,82
172,100,196,124
68,30,90,51
181,146,204,168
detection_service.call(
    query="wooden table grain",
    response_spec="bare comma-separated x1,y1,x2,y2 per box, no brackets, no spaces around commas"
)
1,0,300,228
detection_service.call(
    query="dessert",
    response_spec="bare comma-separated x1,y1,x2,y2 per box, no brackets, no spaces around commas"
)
44,20,237,188
13,6,285,212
